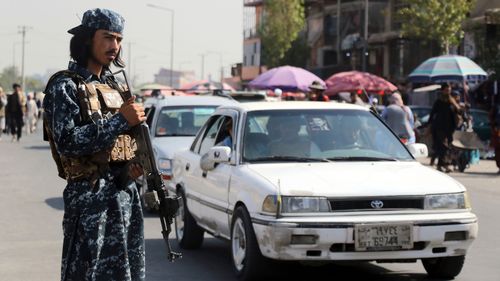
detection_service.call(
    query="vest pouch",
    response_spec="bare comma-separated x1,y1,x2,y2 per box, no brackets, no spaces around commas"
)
95,84,124,110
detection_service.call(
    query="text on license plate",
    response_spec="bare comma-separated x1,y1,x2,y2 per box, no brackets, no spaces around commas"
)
355,224,413,251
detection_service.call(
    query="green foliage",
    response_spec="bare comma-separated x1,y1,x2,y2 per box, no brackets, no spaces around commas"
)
260,0,305,68
0,66,45,92
398,0,475,54
278,35,310,68
0,66,21,91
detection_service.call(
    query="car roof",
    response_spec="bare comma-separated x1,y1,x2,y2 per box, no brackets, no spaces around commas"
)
218,101,369,112
144,95,238,107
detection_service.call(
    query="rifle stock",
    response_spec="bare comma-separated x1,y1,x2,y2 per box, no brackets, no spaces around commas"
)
111,70,182,262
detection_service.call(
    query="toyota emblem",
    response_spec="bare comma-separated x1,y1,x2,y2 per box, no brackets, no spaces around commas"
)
370,200,384,209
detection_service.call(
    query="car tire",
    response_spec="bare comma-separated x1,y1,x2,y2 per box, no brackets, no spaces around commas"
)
231,206,270,281
422,255,465,279
175,189,204,249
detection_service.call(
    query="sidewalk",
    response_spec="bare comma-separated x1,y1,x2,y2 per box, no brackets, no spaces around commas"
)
417,156,499,178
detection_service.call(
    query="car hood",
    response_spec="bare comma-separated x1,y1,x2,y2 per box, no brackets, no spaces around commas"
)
153,136,195,159
247,161,464,197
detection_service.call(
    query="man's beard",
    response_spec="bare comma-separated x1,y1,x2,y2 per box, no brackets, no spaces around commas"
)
90,52,113,68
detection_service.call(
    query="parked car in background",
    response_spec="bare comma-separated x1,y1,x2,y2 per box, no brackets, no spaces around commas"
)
409,105,432,126
469,109,491,142
139,95,237,210
171,102,477,281
415,107,491,143
229,91,277,103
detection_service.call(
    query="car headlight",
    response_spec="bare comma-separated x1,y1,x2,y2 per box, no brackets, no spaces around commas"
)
158,158,172,174
424,192,470,209
281,196,331,213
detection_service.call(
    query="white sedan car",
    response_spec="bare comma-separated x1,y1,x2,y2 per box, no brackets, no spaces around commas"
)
170,102,478,281
139,95,237,209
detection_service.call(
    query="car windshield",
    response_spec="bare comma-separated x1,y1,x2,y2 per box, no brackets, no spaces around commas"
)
156,106,216,137
242,109,414,162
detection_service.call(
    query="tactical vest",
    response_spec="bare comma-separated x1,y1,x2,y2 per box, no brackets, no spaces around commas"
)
43,70,137,181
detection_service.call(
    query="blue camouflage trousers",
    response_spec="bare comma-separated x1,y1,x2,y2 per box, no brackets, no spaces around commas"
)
61,176,145,281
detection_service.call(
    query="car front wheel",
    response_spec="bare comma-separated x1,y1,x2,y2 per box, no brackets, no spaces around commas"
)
175,189,204,249
422,255,465,279
231,206,269,281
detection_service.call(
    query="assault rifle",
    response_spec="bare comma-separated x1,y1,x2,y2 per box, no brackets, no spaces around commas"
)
109,70,182,262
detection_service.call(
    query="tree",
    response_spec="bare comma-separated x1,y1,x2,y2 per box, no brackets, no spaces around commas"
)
260,0,305,68
0,66,21,91
398,0,475,54
278,35,310,68
0,66,45,92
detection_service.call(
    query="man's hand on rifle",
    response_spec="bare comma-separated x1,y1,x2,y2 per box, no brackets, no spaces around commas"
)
120,96,146,127
128,163,143,180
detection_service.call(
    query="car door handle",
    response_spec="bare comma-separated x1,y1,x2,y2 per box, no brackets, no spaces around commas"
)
185,163,190,171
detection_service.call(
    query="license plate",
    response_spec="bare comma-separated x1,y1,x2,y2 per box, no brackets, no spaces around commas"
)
355,224,413,251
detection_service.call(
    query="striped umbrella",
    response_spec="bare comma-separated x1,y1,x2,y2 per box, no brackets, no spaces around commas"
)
409,55,487,83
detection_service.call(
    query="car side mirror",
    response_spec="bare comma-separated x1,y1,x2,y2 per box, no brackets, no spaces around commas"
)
200,146,231,171
407,143,428,159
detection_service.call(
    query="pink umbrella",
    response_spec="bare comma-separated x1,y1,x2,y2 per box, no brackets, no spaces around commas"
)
325,71,397,95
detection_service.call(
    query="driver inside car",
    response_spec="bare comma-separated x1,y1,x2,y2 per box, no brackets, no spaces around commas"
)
268,116,320,157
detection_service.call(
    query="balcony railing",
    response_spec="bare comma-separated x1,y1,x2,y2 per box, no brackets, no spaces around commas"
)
244,28,258,39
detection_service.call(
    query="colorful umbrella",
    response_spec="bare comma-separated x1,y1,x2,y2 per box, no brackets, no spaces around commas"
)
408,55,487,83
325,71,397,95
248,65,325,92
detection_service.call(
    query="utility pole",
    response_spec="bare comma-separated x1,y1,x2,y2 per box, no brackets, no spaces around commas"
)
200,53,206,80
362,0,369,72
18,26,32,90
147,4,175,87
127,42,134,77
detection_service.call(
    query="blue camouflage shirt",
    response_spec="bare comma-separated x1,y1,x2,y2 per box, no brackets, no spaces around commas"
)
43,61,129,157
44,61,145,281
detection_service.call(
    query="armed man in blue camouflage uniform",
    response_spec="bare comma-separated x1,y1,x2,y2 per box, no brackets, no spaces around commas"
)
43,9,146,281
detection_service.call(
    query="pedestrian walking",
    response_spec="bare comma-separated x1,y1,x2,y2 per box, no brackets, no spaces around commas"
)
427,83,459,173
43,8,146,281
308,80,329,102
381,93,415,144
26,93,38,134
6,83,25,142
0,87,6,140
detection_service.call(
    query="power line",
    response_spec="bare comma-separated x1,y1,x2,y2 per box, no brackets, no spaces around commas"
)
18,25,33,90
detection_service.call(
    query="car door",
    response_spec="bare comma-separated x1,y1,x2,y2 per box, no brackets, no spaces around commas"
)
185,111,237,238
181,114,227,234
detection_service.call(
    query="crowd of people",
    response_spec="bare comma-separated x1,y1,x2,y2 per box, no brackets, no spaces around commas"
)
285,79,500,174
0,83,42,142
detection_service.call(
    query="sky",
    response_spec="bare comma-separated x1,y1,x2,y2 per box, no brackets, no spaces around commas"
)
0,0,243,86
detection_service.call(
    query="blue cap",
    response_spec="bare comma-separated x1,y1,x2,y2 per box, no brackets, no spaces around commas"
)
68,8,124,34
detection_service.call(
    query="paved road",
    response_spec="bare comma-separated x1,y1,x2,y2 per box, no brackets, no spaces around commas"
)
1,130,499,281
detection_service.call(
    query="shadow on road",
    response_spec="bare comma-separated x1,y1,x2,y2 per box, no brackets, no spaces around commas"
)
144,237,441,281
24,145,50,150
45,197,64,211
460,171,500,177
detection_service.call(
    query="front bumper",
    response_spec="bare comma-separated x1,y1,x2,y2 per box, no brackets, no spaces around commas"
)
252,211,478,261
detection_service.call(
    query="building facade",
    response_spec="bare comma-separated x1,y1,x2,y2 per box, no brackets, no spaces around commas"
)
305,0,442,82
154,68,196,89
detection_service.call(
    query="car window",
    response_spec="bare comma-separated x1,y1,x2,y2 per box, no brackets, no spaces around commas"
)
155,106,216,137
242,109,413,162
198,115,225,155
471,111,489,126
